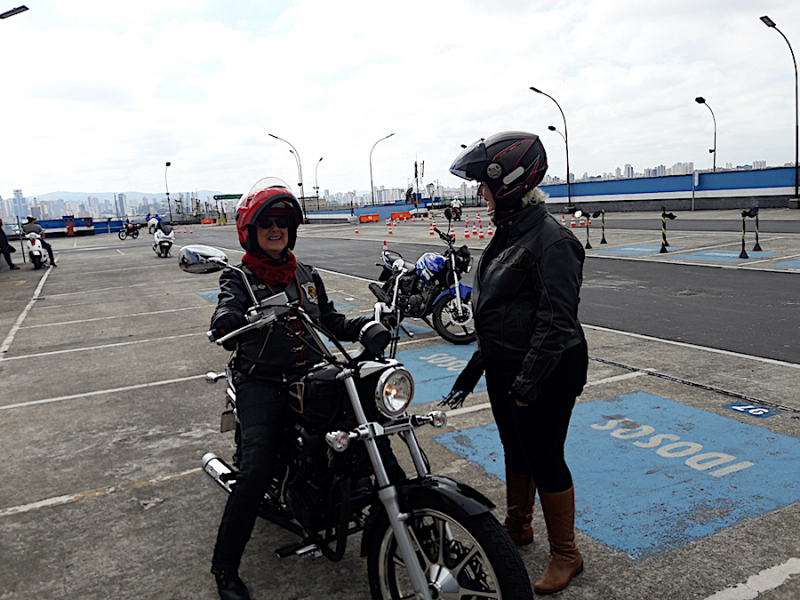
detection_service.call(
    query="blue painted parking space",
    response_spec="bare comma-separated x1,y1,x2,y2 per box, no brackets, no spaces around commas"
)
197,290,218,303
775,259,800,268
590,245,679,256
395,343,486,405
674,250,778,262
436,391,800,560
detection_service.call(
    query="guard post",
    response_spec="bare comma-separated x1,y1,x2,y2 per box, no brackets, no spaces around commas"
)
660,206,677,253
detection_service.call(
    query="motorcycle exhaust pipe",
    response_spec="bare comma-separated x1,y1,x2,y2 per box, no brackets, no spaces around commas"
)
201,453,236,494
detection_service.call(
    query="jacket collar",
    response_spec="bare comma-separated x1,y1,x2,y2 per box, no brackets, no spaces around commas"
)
493,203,547,236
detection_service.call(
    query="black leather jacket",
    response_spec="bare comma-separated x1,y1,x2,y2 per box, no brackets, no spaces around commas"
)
211,262,371,380
473,203,586,400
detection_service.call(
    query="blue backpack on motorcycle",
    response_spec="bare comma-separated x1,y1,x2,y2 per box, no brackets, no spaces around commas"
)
415,253,445,283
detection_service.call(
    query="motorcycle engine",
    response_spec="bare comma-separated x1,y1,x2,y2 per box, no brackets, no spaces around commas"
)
404,278,436,318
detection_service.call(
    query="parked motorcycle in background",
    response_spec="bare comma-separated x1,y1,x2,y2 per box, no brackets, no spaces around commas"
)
118,222,141,240
147,214,162,234
178,244,532,600
370,208,475,355
24,231,50,270
152,223,175,258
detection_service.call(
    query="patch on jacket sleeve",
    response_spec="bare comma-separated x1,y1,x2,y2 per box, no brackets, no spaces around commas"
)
300,281,319,304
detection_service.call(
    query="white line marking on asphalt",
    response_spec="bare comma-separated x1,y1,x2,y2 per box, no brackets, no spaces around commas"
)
1,332,202,360
43,282,152,297
703,557,800,600
20,306,204,328
117,249,123,254
0,468,203,517
0,266,53,362
445,371,650,418
0,374,204,412
584,325,800,369
73,241,77,248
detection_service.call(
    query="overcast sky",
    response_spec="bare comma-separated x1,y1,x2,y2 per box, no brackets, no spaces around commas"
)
1,0,799,199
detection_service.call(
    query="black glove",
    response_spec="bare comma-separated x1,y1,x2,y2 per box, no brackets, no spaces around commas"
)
510,381,541,408
212,312,246,349
439,349,485,409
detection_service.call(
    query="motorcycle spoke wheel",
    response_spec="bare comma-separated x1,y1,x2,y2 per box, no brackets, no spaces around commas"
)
117,230,126,240
368,503,532,600
432,295,476,345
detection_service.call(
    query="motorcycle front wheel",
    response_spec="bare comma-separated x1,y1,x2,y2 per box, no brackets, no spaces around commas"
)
367,497,532,600
432,294,476,345
117,230,127,240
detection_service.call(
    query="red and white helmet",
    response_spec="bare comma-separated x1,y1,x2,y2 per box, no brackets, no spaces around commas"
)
235,177,303,252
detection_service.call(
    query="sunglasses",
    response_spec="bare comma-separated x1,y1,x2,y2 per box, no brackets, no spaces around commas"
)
256,217,289,229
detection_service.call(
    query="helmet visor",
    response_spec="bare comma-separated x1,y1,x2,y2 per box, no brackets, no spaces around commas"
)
449,139,488,181
236,177,293,212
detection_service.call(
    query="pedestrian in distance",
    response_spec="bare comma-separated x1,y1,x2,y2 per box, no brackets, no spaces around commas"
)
0,218,20,270
444,131,588,594
21,216,56,266
208,177,374,600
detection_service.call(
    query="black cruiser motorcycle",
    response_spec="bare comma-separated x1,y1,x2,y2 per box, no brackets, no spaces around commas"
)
370,208,475,354
179,245,531,600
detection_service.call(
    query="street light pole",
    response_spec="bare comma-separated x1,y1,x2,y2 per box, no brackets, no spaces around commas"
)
761,15,799,207
165,161,173,224
315,157,323,198
0,5,28,19
268,133,307,221
370,133,395,207
547,125,569,191
695,97,717,172
531,87,572,208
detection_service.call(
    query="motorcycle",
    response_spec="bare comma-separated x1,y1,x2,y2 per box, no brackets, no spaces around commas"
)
451,205,462,221
152,224,175,258
370,207,475,354
118,222,141,240
178,244,532,600
24,232,50,270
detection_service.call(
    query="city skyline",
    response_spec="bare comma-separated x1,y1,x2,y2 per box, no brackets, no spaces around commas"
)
0,1,797,202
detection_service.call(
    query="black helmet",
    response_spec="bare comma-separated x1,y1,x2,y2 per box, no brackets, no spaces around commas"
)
450,131,547,214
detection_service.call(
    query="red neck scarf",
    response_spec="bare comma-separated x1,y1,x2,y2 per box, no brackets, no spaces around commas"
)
242,251,297,288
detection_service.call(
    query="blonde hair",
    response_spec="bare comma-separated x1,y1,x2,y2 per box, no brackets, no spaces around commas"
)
521,187,549,206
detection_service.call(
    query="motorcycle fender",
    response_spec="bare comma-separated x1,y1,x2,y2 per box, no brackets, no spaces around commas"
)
433,283,472,305
359,474,495,557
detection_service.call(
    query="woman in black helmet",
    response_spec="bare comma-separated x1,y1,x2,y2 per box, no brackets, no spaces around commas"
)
447,132,588,594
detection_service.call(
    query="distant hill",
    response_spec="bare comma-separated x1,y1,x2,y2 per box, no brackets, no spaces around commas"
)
32,190,229,203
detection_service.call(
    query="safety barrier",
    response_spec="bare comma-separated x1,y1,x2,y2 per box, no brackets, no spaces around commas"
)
359,214,381,223
390,211,412,221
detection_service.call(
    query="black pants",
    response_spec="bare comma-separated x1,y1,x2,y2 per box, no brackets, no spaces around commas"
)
212,379,291,572
41,240,55,263
485,340,588,493
2,250,15,268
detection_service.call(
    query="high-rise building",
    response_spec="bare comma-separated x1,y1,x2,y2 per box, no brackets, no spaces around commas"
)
624,164,634,178
12,190,28,219
753,160,766,170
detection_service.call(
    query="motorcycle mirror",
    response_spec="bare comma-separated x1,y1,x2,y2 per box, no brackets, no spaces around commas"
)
573,210,583,219
444,207,453,222
392,258,405,272
178,245,229,274
592,210,603,218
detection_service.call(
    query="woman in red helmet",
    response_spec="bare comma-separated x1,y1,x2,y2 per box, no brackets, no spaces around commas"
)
447,132,588,594
208,177,373,600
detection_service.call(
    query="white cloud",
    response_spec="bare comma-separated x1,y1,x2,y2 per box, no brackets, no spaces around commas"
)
1,0,798,199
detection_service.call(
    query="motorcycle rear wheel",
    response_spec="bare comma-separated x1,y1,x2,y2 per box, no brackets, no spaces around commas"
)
432,294,476,345
31,255,42,270
117,230,127,240
131,229,139,239
367,498,532,600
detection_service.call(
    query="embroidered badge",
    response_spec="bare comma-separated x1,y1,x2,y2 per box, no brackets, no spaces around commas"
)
300,282,318,304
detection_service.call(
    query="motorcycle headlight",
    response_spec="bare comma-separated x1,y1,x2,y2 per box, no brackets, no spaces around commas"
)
375,367,415,418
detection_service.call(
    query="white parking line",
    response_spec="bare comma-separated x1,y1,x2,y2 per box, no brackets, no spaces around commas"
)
1,332,202,360
0,267,53,363
20,306,205,328
0,467,202,517
703,558,800,600
445,370,650,418
0,374,204,412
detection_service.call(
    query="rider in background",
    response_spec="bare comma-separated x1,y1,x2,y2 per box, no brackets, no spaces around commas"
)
448,131,588,594
22,216,56,267
208,177,373,600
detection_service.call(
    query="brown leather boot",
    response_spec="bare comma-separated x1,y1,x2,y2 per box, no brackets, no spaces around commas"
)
534,487,583,594
502,469,536,546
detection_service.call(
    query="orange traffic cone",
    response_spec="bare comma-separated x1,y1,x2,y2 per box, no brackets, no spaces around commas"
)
429,221,435,236
464,217,470,239
355,222,359,234
488,221,493,236
579,216,585,227
383,240,387,252
570,215,576,228
561,215,566,226
479,223,484,239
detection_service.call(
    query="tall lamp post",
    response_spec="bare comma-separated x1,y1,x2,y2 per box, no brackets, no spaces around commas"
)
761,15,799,208
164,161,173,224
314,157,323,203
370,133,395,206
0,5,28,19
531,87,572,208
268,133,307,221
695,97,717,172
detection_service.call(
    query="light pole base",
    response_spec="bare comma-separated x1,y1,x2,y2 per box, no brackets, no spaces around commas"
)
788,198,800,209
